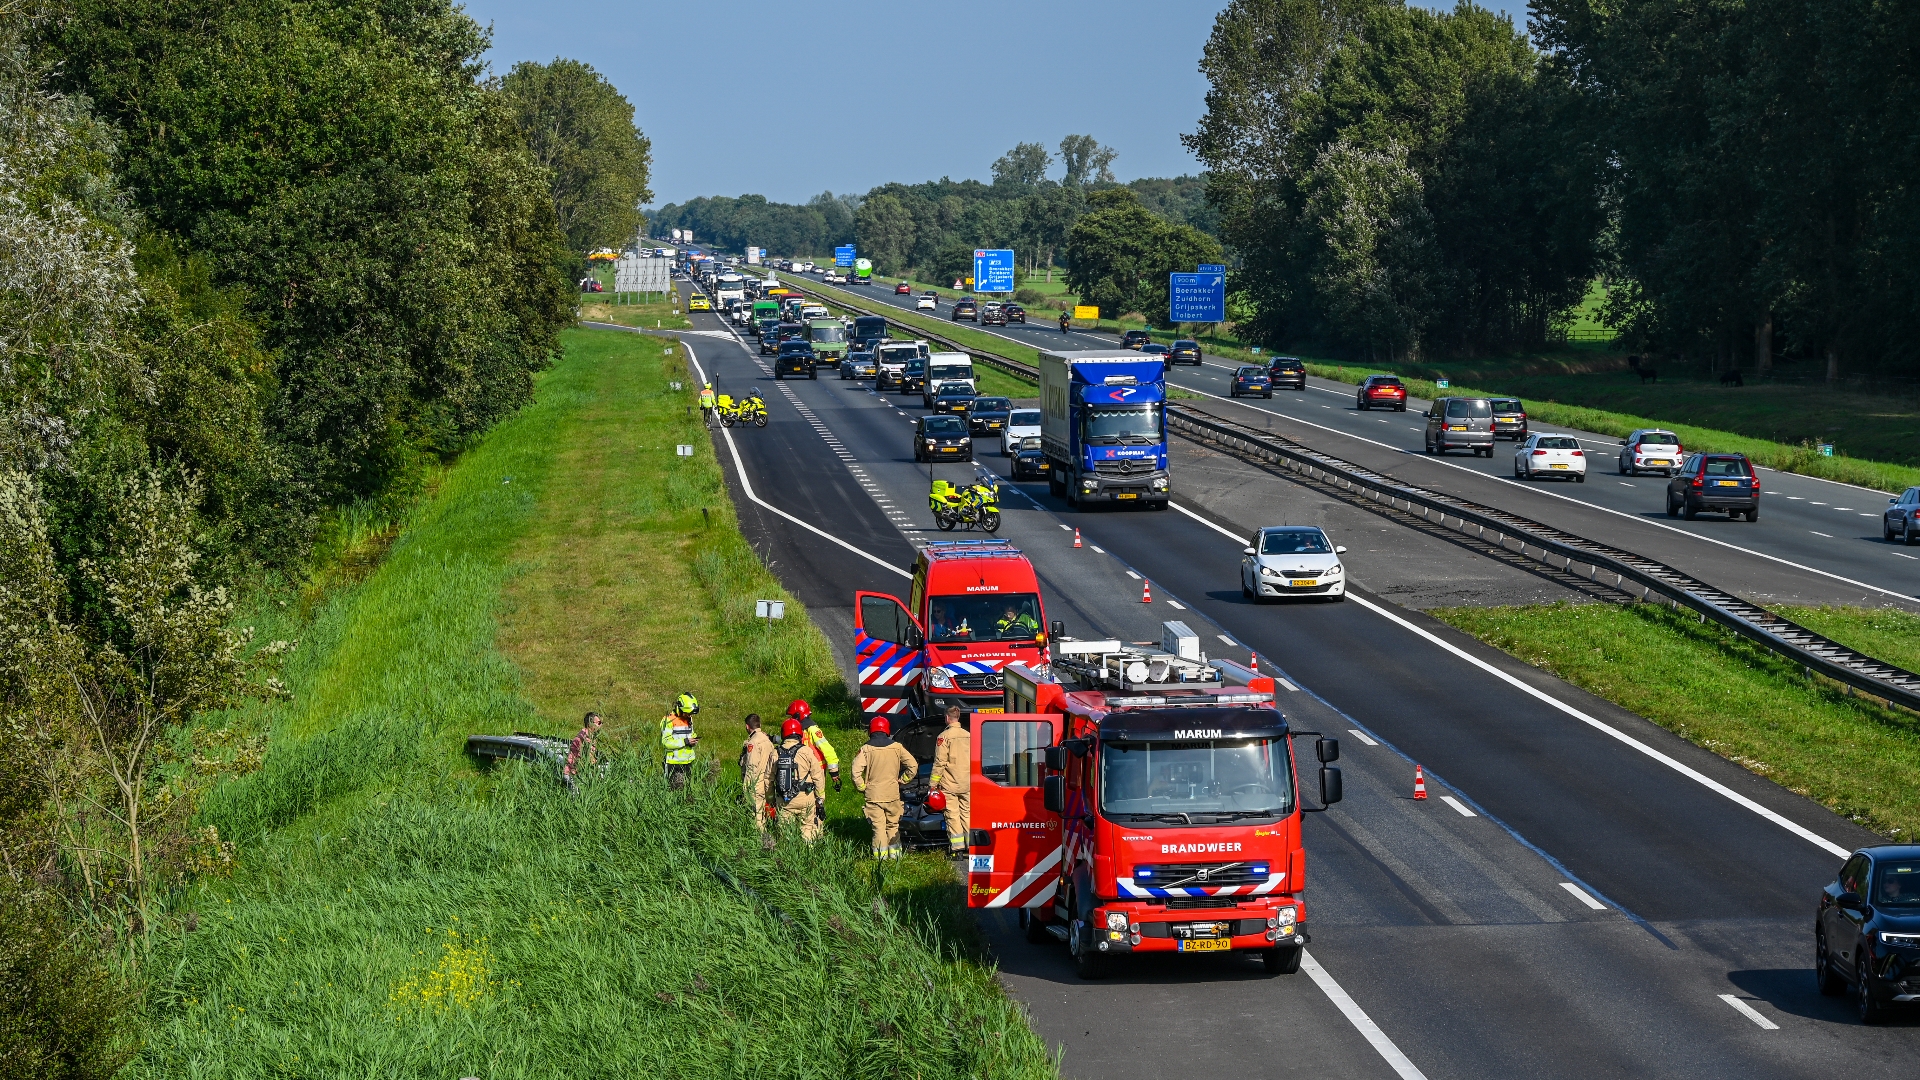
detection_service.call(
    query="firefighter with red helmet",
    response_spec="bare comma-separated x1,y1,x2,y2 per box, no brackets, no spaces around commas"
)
851,716,918,859
931,704,971,856
761,717,825,842
785,699,842,792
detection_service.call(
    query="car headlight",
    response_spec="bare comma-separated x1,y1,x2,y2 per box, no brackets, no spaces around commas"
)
1105,911,1129,931
1275,906,1298,927
1082,478,1097,490
1151,476,1169,490
927,668,954,689
926,440,937,447
1261,566,1283,578
1881,931,1920,947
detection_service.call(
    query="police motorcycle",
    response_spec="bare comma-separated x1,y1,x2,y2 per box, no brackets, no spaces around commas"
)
717,388,769,428
928,477,1000,533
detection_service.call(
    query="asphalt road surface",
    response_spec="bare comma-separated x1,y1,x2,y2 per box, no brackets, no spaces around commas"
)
637,279,1919,1078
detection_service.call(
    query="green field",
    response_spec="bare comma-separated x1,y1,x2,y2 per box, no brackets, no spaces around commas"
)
134,328,1054,1078
1431,602,1920,841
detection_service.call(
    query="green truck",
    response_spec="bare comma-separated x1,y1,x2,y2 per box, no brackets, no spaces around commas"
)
808,318,849,361
853,257,872,285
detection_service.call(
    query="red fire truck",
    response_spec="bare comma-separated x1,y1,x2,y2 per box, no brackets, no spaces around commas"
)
852,539,1049,726
966,621,1343,977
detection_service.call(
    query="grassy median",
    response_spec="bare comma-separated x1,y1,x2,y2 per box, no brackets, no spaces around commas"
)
137,327,1054,1078
1430,602,1920,841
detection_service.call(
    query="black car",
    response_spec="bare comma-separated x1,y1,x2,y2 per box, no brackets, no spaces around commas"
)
1816,845,1920,1024
757,321,784,353
1229,365,1272,398
1004,303,1026,324
1011,435,1049,479
981,302,1008,326
1268,356,1306,389
774,341,817,380
1491,398,1528,441
952,298,979,322
899,358,926,395
1667,452,1759,520
915,415,973,462
853,315,890,348
1168,340,1202,366
929,382,976,415
964,396,1013,435
1120,330,1153,350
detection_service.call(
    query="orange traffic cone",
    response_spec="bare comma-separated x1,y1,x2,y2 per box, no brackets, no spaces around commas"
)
1250,650,1260,671
1413,765,1428,800
1073,529,1082,549
1141,580,1153,603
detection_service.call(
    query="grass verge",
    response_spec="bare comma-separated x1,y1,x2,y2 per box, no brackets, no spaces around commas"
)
1429,602,1920,841
579,296,691,330
134,327,1054,1078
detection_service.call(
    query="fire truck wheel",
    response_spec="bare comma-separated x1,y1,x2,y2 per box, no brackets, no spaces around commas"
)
1261,945,1304,975
1067,904,1109,979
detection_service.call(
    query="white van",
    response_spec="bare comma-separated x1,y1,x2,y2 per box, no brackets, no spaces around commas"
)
922,351,976,405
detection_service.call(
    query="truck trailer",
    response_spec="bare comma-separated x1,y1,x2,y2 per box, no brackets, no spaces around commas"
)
1039,350,1171,508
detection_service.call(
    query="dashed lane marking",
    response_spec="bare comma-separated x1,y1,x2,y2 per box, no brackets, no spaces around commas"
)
1559,882,1608,910
1125,570,1141,580
1717,995,1779,1030
1166,599,1186,610
1347,728,1377,745
1440,796,1477,818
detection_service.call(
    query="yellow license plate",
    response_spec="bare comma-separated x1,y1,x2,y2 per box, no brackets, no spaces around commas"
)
1116,493,1139,499
1717,480,1738,486
940,448,957,453
1648,459,1669,466
1290,579,1317,588
1550,463,1569,469
973,707,1003,714
1179,939,1230,953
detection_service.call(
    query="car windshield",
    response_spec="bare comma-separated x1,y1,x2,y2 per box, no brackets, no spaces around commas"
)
929,365,971,382
779,343,811,353
1640,432,1680,446
1019,436,1042,450
878,347,918,365
1009,410,1041,426
1237,367,1265,377
1174,341,1198,350
1703,458,1750,477
1084,405,1162,444
927,593,1042,642
811,326,846,342
1875,859,1920,906
972,398,1011,412
1446,399,1492,418
1369,377,1402,387
1101,739,1295,819
1536,436,1580,450
1491,399,1522,412
1142,344,1168,354
936,384,973,397
922,417,965,435
1260,528,1333,555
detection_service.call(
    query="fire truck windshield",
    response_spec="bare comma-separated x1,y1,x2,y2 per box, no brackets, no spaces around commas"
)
1100,739,1294,820
927,593,1042,642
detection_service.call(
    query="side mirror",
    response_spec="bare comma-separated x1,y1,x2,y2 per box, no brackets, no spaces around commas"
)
1043,745,1066,771
1892,498,1899,504
1316,737,1340,763
1243,546,1257,556
1335,545,1348,554
1319,766,1343,806
1837,891,1868,912
1042,774,1065,813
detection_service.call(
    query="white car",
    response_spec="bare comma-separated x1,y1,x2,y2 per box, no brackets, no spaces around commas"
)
916,292,939,311
1618,428,1683,476
1000,408,1042,455
1514,433,1587,481
1241,526,1347,602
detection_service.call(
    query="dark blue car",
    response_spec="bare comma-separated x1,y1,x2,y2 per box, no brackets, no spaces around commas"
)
1817,845,1920,1023
1229,365,1272,399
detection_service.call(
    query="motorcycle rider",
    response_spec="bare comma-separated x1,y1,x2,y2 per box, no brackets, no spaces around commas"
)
931,705,971,857
1059,310,1071,334
762,717,825,842
660,693,701,788
851,716,919,859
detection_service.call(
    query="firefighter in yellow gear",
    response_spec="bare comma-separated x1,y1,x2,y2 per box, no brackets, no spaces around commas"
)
740,713,776,829
932,705,971,856
661,692,700,788
851,716,919,858
762,718,825,841
785,699,842,789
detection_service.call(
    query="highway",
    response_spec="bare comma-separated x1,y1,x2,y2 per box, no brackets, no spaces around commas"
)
814,277,1920,610
643,280,1920,1078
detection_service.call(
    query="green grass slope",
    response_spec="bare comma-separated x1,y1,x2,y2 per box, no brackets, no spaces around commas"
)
138,328,1054,1079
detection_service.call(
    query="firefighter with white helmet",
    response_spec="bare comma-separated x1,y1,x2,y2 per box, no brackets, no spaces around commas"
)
661,692,701,788
851,716,918,859
761,717,825,842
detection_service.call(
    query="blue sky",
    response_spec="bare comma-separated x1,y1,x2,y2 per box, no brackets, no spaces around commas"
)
461,1,1525,207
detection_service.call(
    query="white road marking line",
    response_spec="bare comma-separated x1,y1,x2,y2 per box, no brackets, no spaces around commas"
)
1718,995,1779,1030
1861,513,1875,517
1618,482,1634,487
1347,727,1376,744
1090,545,1106,554
1811,531,1833,537
1301,953,1430,1080
1166,599,1186,610
1218,634,1239,646
1560,882,1608,910
1836,507,1854,511
1440,796,1477,818
1277,678,1300,692
1897,552,1918,560
1057,523,1072,531
1125,570,1142,580
1811,501,1827,505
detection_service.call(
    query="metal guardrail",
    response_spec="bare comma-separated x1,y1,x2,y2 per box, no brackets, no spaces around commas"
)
734,268,1920,710
1165,404,1920,713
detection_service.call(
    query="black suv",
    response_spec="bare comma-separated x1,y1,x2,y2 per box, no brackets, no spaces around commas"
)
1120,330,1153,350
1268,356,1306,389
1667,453,1759,520
774,341,817,380
1816,845,1920,1024
758,320,788,354
915,415,973,462
929,383,976,415
1168,340,1202,366
964,396,1013,435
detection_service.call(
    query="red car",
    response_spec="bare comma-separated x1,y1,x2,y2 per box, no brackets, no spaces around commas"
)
895,281,913,294
1357,375,1407,412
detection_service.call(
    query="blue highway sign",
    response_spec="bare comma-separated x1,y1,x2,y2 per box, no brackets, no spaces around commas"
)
835,245,856,267
1197,263,1226,274
1169,271,1226,323
973,249,1016,293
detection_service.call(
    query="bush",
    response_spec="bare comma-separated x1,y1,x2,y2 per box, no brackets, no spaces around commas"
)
0,890,136,1080
1013,288,1047,306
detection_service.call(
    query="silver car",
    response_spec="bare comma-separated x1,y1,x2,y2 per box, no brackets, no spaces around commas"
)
1241,526,1348,602
1617,429,1683,476
1424,397,1495,456
1000,408,1042,455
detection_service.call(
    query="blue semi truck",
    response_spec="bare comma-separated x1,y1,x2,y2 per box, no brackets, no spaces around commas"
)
1038,350,1170,509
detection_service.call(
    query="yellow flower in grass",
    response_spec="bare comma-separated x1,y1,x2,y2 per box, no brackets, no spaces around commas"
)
389,927,495,1014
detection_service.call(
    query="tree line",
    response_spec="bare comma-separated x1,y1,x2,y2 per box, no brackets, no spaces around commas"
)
0,2,649,1072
